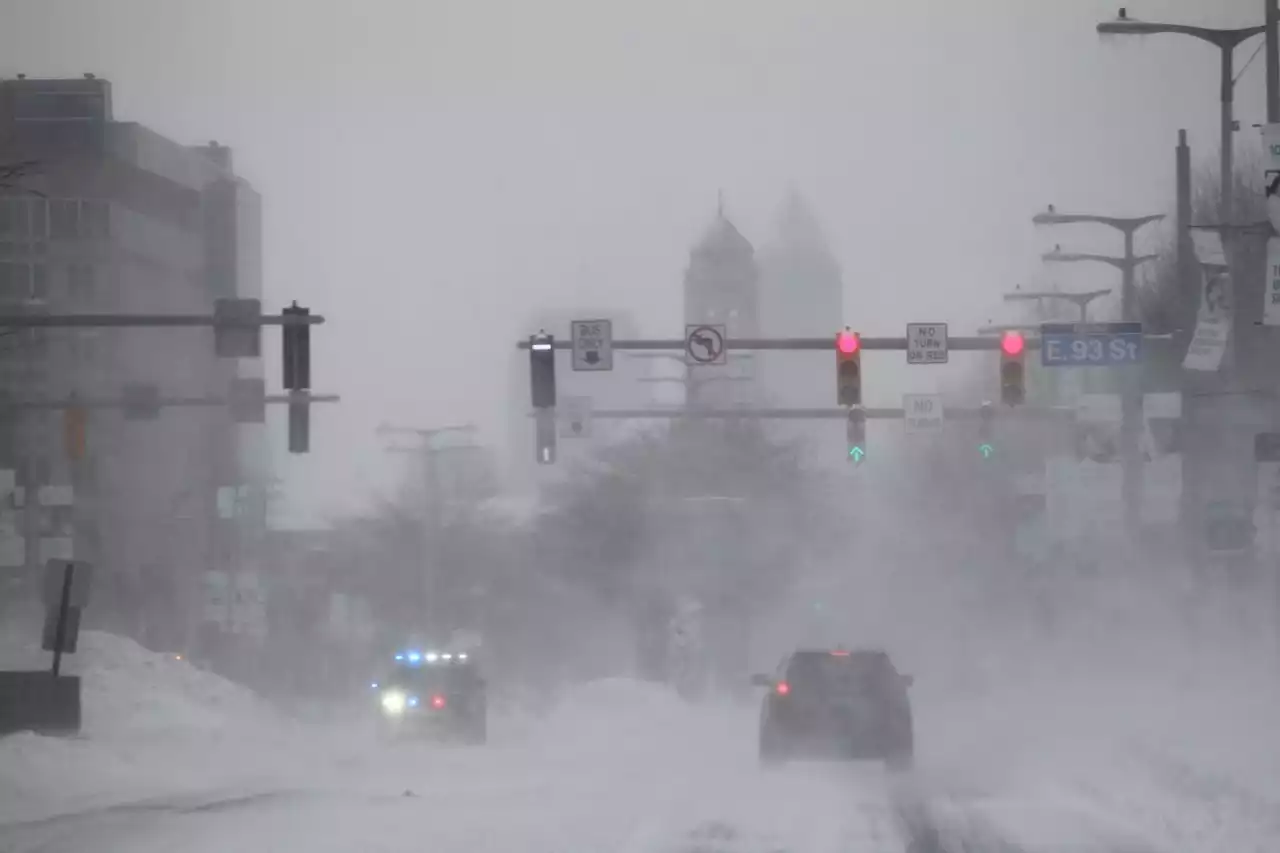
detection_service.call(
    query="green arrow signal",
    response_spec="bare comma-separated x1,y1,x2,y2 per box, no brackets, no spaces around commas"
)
979,443,994,459
849,446,865,463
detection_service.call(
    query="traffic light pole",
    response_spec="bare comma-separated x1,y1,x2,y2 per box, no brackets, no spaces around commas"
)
527,405,1072,421
9,392,338,411
0,312,323,328
516,335,1045,352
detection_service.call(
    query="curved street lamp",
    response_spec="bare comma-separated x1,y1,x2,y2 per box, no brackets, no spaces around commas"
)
1097,8,1265,219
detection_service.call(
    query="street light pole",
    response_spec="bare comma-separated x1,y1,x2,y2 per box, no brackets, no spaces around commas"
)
1034,209,1163,536
1098,9,1265,220
1002,288,1113,324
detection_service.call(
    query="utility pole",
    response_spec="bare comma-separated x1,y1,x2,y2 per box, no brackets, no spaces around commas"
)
377,422,480,637
1176,130,1201,556
1033,209,1162,536
1268,0,1280,123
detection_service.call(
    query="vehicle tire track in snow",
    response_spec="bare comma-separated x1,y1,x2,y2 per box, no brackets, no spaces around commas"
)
0,789,307,853
889,782,1165,853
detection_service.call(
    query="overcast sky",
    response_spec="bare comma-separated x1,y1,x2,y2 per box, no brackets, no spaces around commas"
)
0,0,1267,526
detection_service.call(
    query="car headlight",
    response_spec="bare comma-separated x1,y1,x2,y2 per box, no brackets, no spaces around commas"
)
381,690,408,715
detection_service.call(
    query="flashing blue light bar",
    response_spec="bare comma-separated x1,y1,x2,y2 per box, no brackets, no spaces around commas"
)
407,651,422,663
407,696,420,708
394,654,404,661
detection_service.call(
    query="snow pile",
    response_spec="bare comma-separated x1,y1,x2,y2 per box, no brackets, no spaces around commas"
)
0,631,303,823
916,663,1280,852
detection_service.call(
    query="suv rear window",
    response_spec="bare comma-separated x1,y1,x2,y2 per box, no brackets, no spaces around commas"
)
784,651,895,693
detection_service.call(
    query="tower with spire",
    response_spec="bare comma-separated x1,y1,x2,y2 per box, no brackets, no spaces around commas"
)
682,195,760,407
757,191,844,450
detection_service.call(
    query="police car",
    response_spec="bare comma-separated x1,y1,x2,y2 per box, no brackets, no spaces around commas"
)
372,649,487,744
752,647,913,769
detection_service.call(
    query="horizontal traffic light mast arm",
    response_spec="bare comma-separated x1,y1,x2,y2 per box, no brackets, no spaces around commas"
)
0,313,325,328
529,406,1073,421
2,392,340,411
518,336,1050,351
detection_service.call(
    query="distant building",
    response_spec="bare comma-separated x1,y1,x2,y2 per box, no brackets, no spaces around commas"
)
682,202,761,409
757,192,844,458
0,75,264,650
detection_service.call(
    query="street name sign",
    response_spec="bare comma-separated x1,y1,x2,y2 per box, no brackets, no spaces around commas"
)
906,323,948,364
570,319,613,371
903,394,943,433
1040,322,1142,367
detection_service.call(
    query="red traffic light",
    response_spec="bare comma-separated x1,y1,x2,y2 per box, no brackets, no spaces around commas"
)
837,331,860,355
1000,331,1025,357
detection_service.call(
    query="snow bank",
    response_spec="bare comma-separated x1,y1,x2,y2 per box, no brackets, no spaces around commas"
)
0,631,301,823
915,665,1280,852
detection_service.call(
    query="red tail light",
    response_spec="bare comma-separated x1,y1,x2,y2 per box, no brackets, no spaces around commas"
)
775,681,790,696
430,694,446,709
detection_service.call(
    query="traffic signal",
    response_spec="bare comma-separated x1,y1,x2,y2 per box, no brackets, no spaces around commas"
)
282,301,311,391
1000,331,1025,406
288,398,310,454
530,333,556,409
978,401,994,459
846,406,866,464
836,329,862,407
535,409,556,464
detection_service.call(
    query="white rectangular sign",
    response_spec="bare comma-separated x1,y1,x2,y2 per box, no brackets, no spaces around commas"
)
906,323,948,364
571,319,613,371
558,395,592,438
1266,238,1280,326
1264,124,1280,234
903,394,944,433
1183,268,1232,372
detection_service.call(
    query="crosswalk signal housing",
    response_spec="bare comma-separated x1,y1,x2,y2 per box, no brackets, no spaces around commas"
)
530,333,556,409
846,406,866,464
836,329,862,407
1000,332,1025,406
978,401,994,459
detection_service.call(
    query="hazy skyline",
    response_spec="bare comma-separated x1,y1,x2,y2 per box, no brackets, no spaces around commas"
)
0,0,1265,526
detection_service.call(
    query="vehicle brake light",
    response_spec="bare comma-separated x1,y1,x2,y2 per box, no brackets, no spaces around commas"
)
430,694,446,709
830,650,850,657
775,681,790,696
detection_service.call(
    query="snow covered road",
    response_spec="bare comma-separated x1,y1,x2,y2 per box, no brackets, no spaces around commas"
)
0,678,920,853
4,634,1279,852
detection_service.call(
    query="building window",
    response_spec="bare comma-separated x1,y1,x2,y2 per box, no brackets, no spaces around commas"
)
67,263,94,299
85,200,109,237
0,261,44,301
0,197,46,238
50,199,78,239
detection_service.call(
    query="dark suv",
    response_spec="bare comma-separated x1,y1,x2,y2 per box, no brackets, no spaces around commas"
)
374,651,487,744
752,648,913,768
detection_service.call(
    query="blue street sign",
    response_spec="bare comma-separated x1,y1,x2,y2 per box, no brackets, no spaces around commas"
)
1040,322,1142,368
